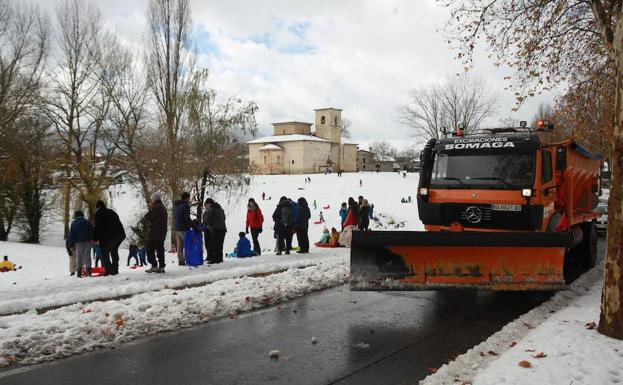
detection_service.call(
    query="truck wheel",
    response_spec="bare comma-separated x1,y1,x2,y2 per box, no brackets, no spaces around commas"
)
563,247,580,284
580,222,597,269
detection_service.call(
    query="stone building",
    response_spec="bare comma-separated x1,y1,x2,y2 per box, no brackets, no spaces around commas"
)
247,108,358,175
357,149,400,172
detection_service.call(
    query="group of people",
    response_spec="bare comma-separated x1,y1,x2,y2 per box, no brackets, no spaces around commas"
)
66,200,126,278
64,190,374,278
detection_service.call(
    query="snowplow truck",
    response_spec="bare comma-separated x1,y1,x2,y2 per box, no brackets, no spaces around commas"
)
351,128,600,291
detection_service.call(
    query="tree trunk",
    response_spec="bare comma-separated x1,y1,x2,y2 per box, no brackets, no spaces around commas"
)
62,179,71,240
598,50,623,339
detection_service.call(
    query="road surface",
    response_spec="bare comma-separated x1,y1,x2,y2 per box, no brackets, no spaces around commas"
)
0,240,604,385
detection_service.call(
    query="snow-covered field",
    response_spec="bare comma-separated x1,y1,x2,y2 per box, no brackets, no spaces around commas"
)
0,172,421,366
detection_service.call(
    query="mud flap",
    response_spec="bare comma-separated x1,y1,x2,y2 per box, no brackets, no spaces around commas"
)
350,231,571,291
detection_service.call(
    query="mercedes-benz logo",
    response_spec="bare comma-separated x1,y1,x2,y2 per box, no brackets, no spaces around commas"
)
465,206,482,224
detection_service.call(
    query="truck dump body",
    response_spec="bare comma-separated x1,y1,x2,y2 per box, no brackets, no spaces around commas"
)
350,129,600,291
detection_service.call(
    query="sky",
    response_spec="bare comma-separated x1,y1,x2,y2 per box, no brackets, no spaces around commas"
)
31,0,555,151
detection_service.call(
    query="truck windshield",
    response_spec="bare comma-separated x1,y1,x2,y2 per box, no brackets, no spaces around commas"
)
430,153,535,189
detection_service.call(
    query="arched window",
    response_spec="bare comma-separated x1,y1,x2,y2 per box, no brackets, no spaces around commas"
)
320,116,325,124
334,117,338,125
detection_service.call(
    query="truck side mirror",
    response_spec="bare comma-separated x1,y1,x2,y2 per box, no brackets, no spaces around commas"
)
556,146,567,171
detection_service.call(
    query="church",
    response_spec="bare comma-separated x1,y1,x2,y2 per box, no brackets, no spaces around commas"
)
247,108,358,175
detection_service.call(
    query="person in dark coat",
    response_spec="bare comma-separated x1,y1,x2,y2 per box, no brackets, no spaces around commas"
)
173,192,191,266
272,196,294,255
246,198,264,256
93,200,126,276
201,200,211,261
295,197,311,253
348,197,360,224
359,199,371,231
204,198,227,264
143,192,168,273
67,210,93,278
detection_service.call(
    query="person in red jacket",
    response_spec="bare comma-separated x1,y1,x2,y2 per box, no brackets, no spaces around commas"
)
246,198,264,256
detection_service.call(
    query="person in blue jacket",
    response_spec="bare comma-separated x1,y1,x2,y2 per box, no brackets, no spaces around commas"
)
184,220,204,266
235,232,253,257
339,202,348,226
67,210,93,278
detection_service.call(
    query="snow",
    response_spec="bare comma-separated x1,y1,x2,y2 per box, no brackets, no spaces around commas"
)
259,144,283,151
0,172,421,366
421,263,623,385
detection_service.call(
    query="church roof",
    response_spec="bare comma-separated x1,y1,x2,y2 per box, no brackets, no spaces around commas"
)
247,134,329,144
259,144,283,151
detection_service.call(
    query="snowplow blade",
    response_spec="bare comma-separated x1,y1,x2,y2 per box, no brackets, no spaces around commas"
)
350,231,572,291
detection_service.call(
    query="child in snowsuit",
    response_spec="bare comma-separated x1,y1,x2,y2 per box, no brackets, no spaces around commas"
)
319,211,325,223
137,246,147,267
93,245,102,267
329,228,340,247
127,242,139,266
317,228,330,244
339,203,348,226
184,220,204,267
0,256,16,272
235,232,254,258
67,210,93,278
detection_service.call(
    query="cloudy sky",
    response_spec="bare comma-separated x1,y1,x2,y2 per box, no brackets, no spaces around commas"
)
32,0,554,150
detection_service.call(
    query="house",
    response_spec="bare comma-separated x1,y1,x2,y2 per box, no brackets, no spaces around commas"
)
357,150,400,172
247,108,358,174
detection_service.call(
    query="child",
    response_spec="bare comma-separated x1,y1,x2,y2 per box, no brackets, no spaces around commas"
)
313,200,317,210
67,210,93,278
319,211,325,223
93,244,102,267
329,227,340,247
184,220,204,267
0,256,16,272
127,242,139,266
137,245,147,267
235,232,253,258
317,228,330,244
339,202,347,226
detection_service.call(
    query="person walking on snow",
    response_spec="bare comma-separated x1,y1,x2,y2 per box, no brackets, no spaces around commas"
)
127,242,139,266
319,211,325,223
262,192,266,201
67,210,93,278
273,196,294,255
143,192,168,273
359,179,362,187
173,191,191,266
246,198,264,256
313,200,317,210
204,198,227,264
93,200,126,276
295,197,311,253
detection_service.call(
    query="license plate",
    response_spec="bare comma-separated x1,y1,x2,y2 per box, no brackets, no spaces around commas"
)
491,204,521,211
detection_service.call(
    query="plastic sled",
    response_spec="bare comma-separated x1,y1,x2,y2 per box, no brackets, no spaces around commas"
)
90,267,106,277
314,242,337,248
323,205,330,209
313,221,323,225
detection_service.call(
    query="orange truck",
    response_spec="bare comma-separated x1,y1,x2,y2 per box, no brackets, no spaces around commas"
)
350,125,601,291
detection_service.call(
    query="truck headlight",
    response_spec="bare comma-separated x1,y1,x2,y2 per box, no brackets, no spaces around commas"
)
419,188,428,196
522,189,532,197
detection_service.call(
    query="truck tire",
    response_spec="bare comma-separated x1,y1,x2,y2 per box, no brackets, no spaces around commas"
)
580,222,597,269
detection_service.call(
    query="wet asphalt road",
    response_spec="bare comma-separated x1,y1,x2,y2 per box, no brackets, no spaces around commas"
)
0,240,605,385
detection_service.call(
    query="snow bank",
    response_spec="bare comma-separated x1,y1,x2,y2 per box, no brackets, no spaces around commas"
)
421,263,623,385
0,258,349,366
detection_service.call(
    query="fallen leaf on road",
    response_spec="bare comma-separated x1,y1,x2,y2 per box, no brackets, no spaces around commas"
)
115,316,125,329
427,367,438,374
585,322,597,330
525,349,535,352
488,351,498,356
510,341,517,347
523,322,535,329
83,308,92,313
479,352,486,357
518,360,532,368
534,352,547,358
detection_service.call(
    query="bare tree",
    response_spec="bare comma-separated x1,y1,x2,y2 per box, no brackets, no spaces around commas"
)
530,102,556,128
341,118,352,139
186,70,257,218
44,0,118,226
97,38,153,208
145,0,195,201
440,0,623,339
0,0,49,240
398,75,497,140
369,140,398,161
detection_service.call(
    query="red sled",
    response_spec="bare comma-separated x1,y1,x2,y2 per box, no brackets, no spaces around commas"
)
90,267,106,277
313,221,323,225
314,242,338,248
323,205,330,209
